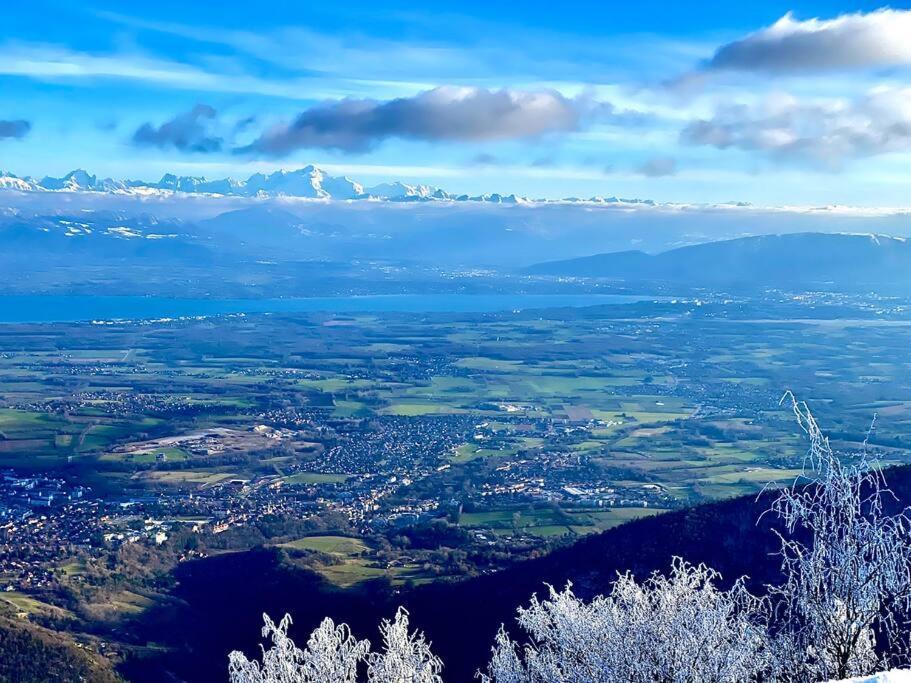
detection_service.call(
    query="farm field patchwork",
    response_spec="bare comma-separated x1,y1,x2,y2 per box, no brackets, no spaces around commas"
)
3,298,911,594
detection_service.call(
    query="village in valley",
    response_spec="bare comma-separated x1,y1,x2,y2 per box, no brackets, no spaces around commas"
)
2,292,910,614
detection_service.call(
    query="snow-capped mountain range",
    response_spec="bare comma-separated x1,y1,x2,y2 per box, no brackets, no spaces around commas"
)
0,165,652,205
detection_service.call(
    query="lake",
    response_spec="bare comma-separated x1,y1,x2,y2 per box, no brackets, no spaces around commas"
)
0,294,664,323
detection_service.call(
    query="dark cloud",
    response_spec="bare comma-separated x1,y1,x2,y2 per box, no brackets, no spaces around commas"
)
133,104,222,153
531,156,556,168
681,90,911,168
239,86,589,156
0,119,31,140
472,153,500,166
707,10,911,73
638,157,677,177
234,115,258,133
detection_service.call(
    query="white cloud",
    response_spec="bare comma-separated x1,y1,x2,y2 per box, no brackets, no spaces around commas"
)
0,42,420,100
681,88,911,167
94,9,697,89
709,9,911,72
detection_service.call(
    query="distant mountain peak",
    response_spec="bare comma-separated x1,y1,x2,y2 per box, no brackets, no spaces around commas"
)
0,165,654,206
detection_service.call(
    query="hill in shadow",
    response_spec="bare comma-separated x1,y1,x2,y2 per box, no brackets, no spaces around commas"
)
122,464,911,682
525,233,911,292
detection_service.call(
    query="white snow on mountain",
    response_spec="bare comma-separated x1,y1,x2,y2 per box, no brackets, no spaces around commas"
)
0,165,748,209
0,172,36,192
244,165,363,199
831,670,911,682
155,174,244,195
0,166,575,205
4,168,911,220
365,181,442,200
0,166,419,202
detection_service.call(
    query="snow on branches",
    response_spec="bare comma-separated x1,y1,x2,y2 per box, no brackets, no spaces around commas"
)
366,610,443,682
480,558,772,683
228,607,441,683
770,393,911,681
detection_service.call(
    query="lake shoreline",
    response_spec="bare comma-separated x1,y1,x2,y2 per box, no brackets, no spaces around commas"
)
0,293,668,323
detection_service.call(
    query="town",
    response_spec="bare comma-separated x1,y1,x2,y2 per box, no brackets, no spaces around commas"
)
2,293,909,607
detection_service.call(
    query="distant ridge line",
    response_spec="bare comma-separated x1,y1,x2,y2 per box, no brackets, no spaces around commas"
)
0,165,662,206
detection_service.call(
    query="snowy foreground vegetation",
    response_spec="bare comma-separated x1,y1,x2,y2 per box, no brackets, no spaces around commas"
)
832,672,911,683
229,396,911,682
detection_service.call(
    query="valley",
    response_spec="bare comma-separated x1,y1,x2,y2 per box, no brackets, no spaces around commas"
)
1,290,911,677
8,3,911,679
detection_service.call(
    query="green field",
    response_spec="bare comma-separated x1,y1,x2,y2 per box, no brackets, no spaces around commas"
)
3,301,911,586
460,506,665,538
284,472,351,485
0,591,73,620
279,535,368,555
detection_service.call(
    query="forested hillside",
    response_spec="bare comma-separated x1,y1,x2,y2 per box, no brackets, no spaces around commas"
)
0,617,119,683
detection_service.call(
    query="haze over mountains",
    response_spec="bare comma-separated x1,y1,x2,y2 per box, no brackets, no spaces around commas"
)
4,164,911,291
2,189,910,297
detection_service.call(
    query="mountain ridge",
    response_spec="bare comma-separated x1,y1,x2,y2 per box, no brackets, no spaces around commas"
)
0,165,655,205
525,232,911,288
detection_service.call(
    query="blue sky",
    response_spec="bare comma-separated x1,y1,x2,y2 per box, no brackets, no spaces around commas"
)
3,1,911,205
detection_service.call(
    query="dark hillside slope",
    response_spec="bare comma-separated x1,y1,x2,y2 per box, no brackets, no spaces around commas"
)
124,464,911,682
0,617,120,683
526,233,911,290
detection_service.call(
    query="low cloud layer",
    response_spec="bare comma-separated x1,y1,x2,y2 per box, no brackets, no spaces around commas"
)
133,104,222,153
681,89,911,167
0,119,31,140
709,9,911,73
241,86,587,155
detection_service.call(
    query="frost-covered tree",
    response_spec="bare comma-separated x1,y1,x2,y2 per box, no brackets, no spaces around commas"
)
771,393,911,682
366,609,443,683
228,614,370,683
228,608,441,683
480,558,772,683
